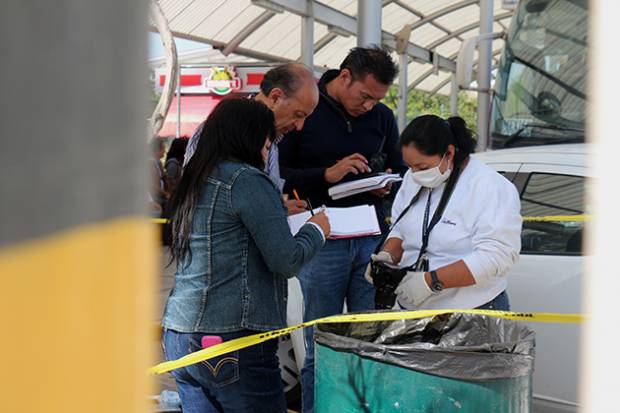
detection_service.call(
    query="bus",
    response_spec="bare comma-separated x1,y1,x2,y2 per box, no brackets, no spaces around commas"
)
490,0,587,149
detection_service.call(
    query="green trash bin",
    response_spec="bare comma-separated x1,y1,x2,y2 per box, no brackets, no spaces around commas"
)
314,313,535,413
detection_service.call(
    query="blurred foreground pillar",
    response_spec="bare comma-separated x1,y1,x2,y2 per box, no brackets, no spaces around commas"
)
581,0,620,410
0,1,156,412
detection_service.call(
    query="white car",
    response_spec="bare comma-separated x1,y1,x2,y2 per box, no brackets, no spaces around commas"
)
476,143,586,413
280,143,587,412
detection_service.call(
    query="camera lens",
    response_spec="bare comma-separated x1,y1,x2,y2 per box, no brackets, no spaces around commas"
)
371,262,407,310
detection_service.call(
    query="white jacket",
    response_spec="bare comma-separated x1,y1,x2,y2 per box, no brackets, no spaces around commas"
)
389,157,522,309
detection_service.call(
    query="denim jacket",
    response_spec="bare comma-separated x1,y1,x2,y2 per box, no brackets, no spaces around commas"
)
162,161,324,333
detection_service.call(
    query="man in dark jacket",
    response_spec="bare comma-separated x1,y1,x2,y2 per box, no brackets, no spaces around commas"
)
278,46,405,413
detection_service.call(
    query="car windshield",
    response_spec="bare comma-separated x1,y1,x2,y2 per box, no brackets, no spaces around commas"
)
490,0,587,148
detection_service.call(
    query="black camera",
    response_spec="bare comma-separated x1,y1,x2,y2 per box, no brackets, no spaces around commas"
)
370,261,408,309
367,151,387,174
367,134,387,173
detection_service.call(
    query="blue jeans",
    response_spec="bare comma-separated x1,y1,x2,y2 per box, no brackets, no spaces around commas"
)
476,290,510,311
298,235,381,413
162,329,286,413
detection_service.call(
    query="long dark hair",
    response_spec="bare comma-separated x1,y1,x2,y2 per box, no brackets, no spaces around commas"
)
400,114,475,168
168,98,276,263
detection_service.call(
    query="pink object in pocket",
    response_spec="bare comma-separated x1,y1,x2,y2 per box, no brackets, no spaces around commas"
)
201,335,223,349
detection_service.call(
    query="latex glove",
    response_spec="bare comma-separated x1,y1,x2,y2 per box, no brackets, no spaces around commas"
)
364,251,394,285
395,271,433,307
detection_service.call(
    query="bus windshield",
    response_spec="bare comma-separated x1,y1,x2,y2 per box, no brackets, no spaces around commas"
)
490,0,588,148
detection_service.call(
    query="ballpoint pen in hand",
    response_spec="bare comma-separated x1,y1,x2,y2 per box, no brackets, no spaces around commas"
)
306,198,314,216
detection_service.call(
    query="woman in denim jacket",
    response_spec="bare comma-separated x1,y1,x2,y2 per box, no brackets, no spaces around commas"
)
162,98,330,413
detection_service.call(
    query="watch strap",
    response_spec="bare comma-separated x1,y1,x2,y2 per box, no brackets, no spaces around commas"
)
430,270,443,292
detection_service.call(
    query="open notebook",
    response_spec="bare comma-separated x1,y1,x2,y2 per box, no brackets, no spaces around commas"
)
288,205,381,239
328,173,402,200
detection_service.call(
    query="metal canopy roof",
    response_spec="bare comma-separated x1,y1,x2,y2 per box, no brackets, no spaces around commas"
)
151,0,515,95
148,45,261,66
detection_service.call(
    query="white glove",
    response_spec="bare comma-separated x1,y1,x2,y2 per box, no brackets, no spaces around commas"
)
364,251,394,285
395,271,433,308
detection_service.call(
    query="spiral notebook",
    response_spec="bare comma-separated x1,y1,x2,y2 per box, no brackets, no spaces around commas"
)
288,205,381,239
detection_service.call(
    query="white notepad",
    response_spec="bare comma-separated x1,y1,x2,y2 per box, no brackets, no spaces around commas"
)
288,205,381,239
328,173,403,200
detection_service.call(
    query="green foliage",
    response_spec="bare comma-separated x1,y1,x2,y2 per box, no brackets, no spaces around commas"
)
383,86,478,132
149,91,161,114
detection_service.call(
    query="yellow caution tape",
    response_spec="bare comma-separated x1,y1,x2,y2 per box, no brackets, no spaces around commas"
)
150,309,583,375
523,214,590,223
151,218,170,224
159,216,590,226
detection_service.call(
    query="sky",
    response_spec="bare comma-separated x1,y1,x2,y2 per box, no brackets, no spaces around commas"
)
148,32,209,59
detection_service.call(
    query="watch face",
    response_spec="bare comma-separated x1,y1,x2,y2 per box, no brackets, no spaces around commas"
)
432,282,444,292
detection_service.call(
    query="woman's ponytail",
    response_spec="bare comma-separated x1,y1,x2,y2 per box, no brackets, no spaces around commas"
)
447,116,476,164
400,114,476,166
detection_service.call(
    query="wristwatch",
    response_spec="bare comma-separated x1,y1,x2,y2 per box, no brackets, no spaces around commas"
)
429,270,444,293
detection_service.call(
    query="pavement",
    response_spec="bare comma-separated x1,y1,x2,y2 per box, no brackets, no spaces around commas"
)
152,249,179,409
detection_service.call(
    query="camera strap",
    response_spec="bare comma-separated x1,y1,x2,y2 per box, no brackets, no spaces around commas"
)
376,134,387,154
372,186,423,253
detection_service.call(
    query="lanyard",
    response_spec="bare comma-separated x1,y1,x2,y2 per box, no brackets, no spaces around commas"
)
414,187,444,272
422,188,433,248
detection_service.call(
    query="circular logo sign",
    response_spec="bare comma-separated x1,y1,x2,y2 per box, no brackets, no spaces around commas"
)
205,67,242,95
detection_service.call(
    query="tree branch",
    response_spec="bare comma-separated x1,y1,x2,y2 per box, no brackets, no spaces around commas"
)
148,0,178,139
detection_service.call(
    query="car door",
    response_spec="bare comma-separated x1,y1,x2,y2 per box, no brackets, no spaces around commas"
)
505,162,588,413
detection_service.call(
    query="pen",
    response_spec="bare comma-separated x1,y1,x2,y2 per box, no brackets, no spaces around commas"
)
293,189,314,216
306,198,314,216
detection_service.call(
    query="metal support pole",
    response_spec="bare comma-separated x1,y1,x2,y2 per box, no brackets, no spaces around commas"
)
450,73,458,116
301,0,314,67
398,53,408,132
357,0,382,47
476,0,493,151
176,65,181,138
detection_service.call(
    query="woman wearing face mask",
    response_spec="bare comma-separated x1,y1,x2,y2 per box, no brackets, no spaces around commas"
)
365,114,521,310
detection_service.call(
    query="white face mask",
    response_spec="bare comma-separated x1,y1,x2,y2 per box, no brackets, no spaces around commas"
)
410,153,451,188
